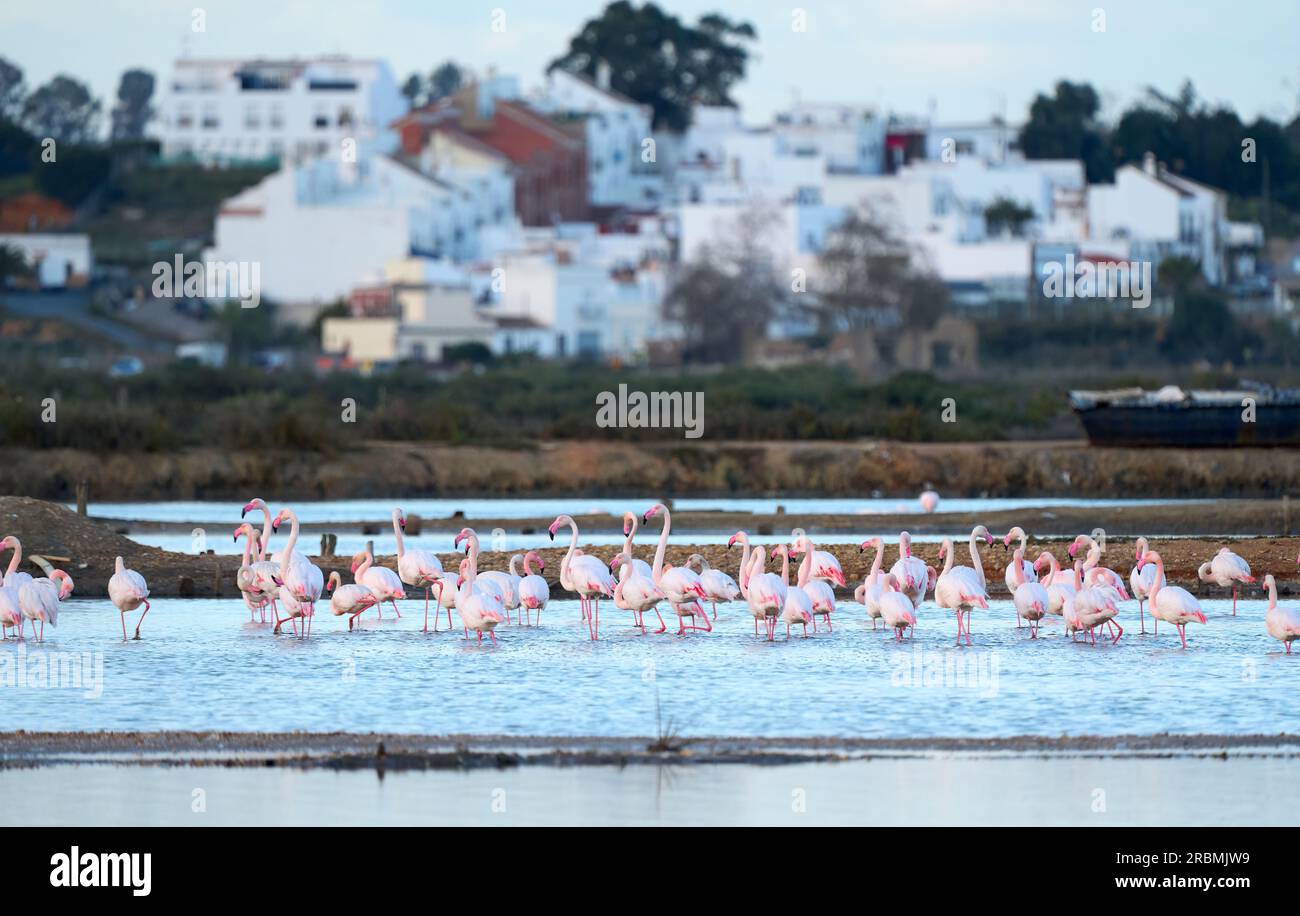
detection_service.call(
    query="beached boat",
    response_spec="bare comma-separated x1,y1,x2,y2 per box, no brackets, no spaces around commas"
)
1070,383,1300,447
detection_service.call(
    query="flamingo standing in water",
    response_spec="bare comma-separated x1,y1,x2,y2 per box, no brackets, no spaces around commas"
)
353,548,406,618
1129,537,1165,634
1002,527,1038,628
1068,535,1130,598
889,532,929,609
19,569,73,642
1009,547,1049,638
1033,550,1077,619
934,527,992,645
610,546,667,635
515,552,550,625
1141,550,1206,649
1198,547,1254,616
856,537,886,628
548,515,614,639
793,536,836,631
774,544,814,638
611,512,655,580
106,558,149,640
270,507,323,637
642,504,708,633
392,508,444,630
234,523,273,622
327,571,377,630
455,529,504,644
1262,574,1300,653
687,554,739,619
727,531,756,598
1073,567,1123,645
745,546,785,641
879,573,917,641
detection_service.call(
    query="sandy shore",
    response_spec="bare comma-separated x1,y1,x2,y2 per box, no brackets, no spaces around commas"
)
2,730,1296,770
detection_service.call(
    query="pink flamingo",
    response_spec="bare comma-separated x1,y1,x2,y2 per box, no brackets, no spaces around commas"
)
515,552,550,625
1198,547,1254,616
879,573,917,641
455,529,504,644
19,570,72,642
610,551,667,635
326,570,377,630
889,532,928,609
1010,546,1049,638
1073,567,1123,645
354,545,406,618
108,557,149,640
919,490,940,514
745,546,785,641
270,507,323,637
727,531,755,597
392,508,444,630
792,536,835,631
1142,550,1206,648
688,554,739,619
1129,537,1164,634
1002,527,1038,627
548,515,614,639
642,504,708,630
934,527,992,645
1033,550,1077,619
1263,574,1300,653
776,544,814,638
856,537,886,629
234,523,272,622
1068,535,1130,599
0,573,20,639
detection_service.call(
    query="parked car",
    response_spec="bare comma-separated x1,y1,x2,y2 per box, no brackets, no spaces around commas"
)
108,356,144,378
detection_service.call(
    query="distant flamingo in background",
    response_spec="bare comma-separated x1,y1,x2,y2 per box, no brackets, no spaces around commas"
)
392,508,444,631
1129,537,1165,634
688,554,739,619
934,527,992,645
0,535,34,594
1198,547,1254,615
890,532,929,609
793,536,836,630
1142,550,1206,649
106,553,148,639
919,490,940,514
19,570,71,642
1010,547,1049,638
1263,574,1300,653
549,514,615,639
515,552,549,625
326,570,377,630
856,537,886,629
879,573,917,641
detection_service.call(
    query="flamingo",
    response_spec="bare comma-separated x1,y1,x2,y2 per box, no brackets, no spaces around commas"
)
793,536,836,631
1129,537,1165,634
1061,560,1088,640
934,526,993,645
270,507,323,637
745,546,785,641
1071,566,1123,644
889,532,929,609
0,535,34,594
1033,550,1077,618
392,508,444,630
1002,527,1039,621
476,560,520,623
879,573,917,641
0,573,20,639
241,498,282,564
106,557,150,640
610,512,654,580
515,552,550,625
610,546,667,635
796,537,846,589
642,504,708,628
1262,574,1300,653
352,547,406,617
1198,547,1254,616
919,490,940,514
856,537,886,629
548,515,614,639
727,531,755,598
1142,550,1206,648
687,554,739,619
325,570,378,630
19,570,72,642
1009,546,1049,638
1068,535,1130,599
234,523,273,622
456,527,504,644
774,544,814,638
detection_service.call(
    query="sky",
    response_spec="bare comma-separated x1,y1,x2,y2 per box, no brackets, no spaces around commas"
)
2,0,1297,128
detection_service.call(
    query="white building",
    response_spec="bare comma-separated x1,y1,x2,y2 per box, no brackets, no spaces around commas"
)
0,233,92,287
205,150,516,316
152,56,406,166
531,67,662,209
924,120,1021,165
772,100,887,175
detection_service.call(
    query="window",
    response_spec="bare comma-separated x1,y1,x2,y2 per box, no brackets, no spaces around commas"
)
201,104,219,129
314,105,330,128
244,105,261,129
176,105,194,129
338,106,354,128
269,104,285,129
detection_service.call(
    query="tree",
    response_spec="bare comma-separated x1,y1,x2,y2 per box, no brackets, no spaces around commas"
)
400,73,424,108
984,197,1035,238
0,244,31,287
0,56,25,121
549,1,756,131
110,68,155,140
32,143,110,206
1019,80,1114,182
815,205,949,332
663,204,786,362
21,75,100,144
428,62,464,102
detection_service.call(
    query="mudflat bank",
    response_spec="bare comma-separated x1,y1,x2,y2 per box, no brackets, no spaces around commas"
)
6,439,1300,501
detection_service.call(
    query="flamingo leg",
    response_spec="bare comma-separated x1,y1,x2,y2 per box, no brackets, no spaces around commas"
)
391,599,401,619
121,610,128,641
1178,623,1188,649
134,600,150,639
1139,599,1146,634
711,601,717,620
423,586,431,632
1232,586,1238,616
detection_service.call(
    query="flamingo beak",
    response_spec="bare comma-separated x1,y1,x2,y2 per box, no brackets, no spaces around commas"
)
399,518,406,529
1068,543,1078,557
272,577,283,587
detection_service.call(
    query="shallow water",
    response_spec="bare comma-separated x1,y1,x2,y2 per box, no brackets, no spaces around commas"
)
3,755,1293,825
0,596,1294,737
83,496,1207,524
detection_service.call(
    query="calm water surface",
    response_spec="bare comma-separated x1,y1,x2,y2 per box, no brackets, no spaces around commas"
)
0,596,1293,737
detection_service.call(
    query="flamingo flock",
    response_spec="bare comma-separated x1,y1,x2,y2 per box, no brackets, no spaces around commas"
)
0,503,1294,654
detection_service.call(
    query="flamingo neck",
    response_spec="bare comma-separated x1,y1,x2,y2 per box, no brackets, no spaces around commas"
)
559,520,579,588
734,533,751,597
279,513,300,572
1148,557,1164,603
968,532,986,586
650,507,671,581
796,543,813,588
392,512,406,558
256,505,273,555
940,540,955,576
5,541,20,577
777,548,791,587
869,542,884,583
1012,552,1026,587
1266,579,1278,610
240,534,253,566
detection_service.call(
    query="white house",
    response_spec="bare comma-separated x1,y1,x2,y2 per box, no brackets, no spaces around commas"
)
924,120,1021,165
0,233,92,287
531,67,662,209
152,56,406,166
205,150,515,317
772,100,887,175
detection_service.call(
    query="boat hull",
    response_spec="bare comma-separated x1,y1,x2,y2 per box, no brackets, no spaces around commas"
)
1075,405,1300,447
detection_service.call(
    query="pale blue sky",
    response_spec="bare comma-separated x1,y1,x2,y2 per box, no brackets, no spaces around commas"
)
3,0,1296,127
